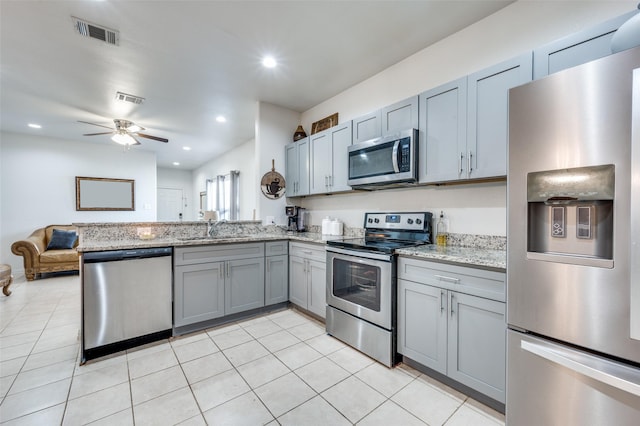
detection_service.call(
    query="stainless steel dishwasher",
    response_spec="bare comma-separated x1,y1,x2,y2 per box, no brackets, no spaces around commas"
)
82,247,173,362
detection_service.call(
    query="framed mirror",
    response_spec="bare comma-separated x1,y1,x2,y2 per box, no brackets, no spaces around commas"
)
76,176,135,211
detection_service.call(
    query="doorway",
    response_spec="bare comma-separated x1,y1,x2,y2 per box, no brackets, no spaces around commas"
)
157,187,184,221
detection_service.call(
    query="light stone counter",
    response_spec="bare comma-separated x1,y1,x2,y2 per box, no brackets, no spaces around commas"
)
396,245,506,271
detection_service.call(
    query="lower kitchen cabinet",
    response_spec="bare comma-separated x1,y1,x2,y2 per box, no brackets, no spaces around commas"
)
265,241,289,305
174,262,225,327
397,257,506,404
289,242,326,319
174,243,265,328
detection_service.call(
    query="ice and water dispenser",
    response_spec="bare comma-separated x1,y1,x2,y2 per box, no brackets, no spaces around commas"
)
526,164,614,268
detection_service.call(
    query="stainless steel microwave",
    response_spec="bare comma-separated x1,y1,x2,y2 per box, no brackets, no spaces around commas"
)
347,128,418,188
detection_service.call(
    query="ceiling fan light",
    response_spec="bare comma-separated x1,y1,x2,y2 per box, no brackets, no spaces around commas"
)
127,124,142,133
111,133,136,145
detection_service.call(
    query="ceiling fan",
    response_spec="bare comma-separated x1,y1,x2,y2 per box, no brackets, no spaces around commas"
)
79,119,169,145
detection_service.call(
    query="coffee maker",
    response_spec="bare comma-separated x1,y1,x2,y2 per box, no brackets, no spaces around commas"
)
285,206,307,232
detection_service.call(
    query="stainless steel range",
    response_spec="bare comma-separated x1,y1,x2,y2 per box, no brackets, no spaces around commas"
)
326,212,432,367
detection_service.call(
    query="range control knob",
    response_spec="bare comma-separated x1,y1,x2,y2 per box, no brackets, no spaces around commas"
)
407,218,414,224
374,218,380,223
368,218,373,223
416,218,422,224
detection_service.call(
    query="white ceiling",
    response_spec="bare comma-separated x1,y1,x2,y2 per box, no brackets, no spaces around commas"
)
0,1,513,170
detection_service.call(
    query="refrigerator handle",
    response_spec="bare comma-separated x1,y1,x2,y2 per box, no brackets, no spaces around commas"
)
521,340,640,397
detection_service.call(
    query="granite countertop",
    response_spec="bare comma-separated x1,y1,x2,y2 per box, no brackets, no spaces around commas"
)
396,244,506,271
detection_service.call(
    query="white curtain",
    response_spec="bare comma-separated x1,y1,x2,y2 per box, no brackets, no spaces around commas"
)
206,171,240,220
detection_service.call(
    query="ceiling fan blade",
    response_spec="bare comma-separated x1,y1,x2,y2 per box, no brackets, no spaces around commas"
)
130,136,142,145
78,120,114,130
137,133,169,143
83,132,114,136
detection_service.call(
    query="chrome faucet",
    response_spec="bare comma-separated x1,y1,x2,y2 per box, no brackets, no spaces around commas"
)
207,219,226,237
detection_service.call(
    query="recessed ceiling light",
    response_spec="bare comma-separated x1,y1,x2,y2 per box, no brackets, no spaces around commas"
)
182,146,191,151
28,123,42,129
173,162,180,166
262,56,277,68
216,116,226,123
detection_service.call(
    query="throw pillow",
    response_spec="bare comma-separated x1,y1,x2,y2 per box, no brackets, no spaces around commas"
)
46,229,78,250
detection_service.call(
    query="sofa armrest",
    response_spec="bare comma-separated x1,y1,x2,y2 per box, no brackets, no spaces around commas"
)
11,229,46,280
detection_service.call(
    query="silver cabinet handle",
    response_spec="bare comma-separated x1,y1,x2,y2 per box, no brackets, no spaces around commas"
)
450,292,455,317
468,151,473,175
521,340,640,397
266,260,270,273
302,250,313,255
459,152,464,175
219,264,224,280
329,175,333,187
435,274,460,284
440,290,446,313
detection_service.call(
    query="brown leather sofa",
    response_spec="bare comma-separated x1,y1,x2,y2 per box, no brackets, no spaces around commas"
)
11,225,80,281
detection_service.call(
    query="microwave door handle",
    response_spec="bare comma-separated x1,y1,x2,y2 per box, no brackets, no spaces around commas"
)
392,140,400,173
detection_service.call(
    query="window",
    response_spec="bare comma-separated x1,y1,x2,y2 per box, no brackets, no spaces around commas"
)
206,171,240,220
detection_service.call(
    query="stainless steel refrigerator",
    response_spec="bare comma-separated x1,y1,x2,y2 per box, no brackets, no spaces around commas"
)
507,46,640,424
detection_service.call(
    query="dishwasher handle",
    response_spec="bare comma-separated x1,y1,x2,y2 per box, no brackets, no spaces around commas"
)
83,247,172,263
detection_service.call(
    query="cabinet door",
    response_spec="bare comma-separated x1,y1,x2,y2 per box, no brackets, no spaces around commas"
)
467,53,532,179
174,262,225,327
352,110,381,144
266,255,288,305
225,258,265,315
289,256,308,309
382,95,419,136
285,142,300,196
448,292,506,403
309,130,331,194
533,11,635,79
418,78,467,183
329,121,352,192
307,259,327,319
397,279,447,374
297,138,310,196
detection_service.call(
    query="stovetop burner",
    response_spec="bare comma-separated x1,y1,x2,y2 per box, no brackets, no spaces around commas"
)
326,212,433,254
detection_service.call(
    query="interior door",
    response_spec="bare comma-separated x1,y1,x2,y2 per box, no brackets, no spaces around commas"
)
157,187,184,221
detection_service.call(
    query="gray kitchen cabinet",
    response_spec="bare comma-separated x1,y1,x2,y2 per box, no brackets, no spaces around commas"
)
397,257,506,403
174,262,225,327
418,77,467,183
174,243,265,327
310,122,352,194
289,242,326,319
265,241,288,305
285,137,309,197
351,95,419,144
381,95,419,136
466,52,532,179
225,257,265,315
352,110,381,144
533,11,636,79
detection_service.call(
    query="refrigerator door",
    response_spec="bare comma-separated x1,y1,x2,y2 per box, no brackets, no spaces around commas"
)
507,330,640,425
631,67,640,341
508,46,640,363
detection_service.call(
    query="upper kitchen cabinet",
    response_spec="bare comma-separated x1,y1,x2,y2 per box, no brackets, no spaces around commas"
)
419,77,468,183
352,110,382,144
382,95,419,136
309,122,352,194
534,11,636,79
351,96,419,144
285,137,309,197
467,52,532,180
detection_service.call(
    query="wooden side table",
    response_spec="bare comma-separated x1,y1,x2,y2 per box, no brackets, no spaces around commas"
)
1,264,13,296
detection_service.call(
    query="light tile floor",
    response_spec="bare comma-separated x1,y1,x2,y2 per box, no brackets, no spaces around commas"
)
0,274,506,425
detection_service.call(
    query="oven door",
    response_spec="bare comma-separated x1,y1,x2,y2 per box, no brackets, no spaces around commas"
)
326,247,394,330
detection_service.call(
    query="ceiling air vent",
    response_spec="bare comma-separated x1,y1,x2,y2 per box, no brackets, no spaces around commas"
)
72,16,119,46
115,91,145,105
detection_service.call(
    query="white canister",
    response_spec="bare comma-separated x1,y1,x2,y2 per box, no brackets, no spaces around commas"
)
330,219,343,236
322,216,332,235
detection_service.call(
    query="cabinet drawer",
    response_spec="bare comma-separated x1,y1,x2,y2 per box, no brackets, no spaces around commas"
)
266,240,288,256
398,257,505,302
289,242,326,263
174,243,265,266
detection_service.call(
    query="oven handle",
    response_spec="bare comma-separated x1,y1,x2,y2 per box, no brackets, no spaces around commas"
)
326,246,392,262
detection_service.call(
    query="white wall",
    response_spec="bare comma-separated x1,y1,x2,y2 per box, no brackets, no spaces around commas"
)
191,139,257,221
157,167,195,221
291,1,636,236
255,102,301,225
1,131,157,272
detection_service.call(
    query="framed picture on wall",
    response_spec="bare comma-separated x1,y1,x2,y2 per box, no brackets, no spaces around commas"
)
76,176,135,211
